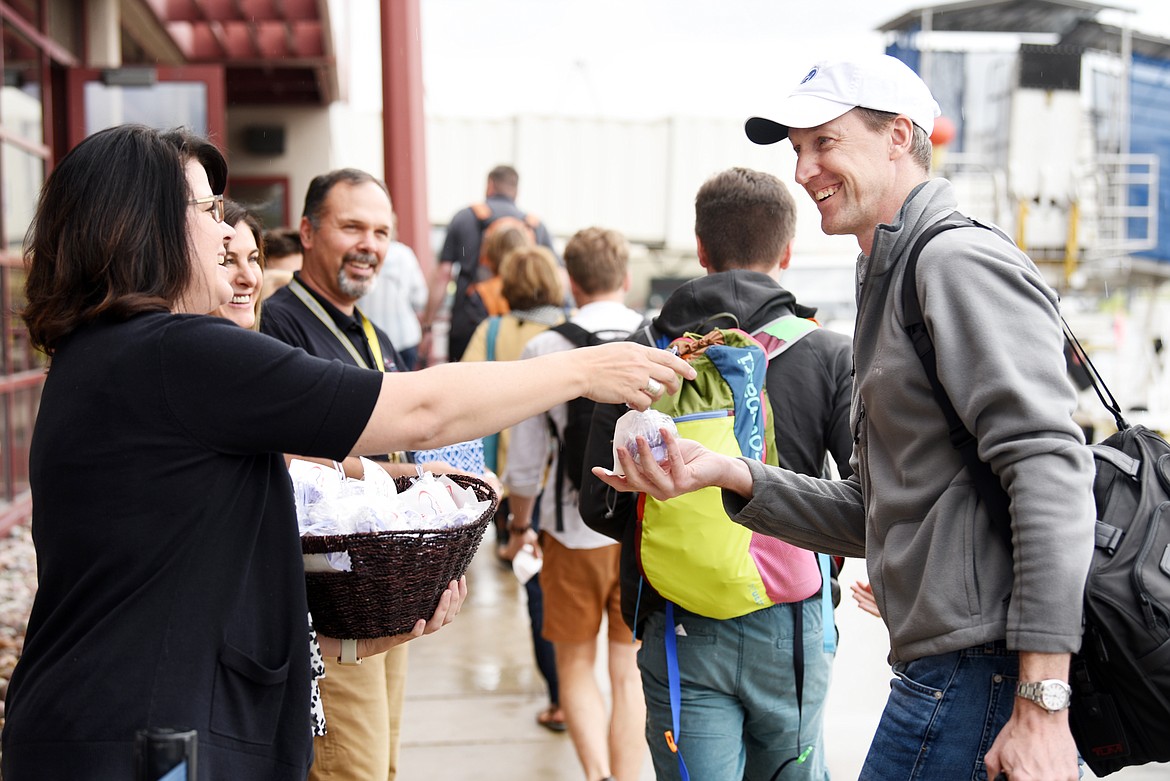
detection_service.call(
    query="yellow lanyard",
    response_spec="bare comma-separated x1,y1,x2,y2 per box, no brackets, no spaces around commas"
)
288,279,386,371
359,312,385,372
288,278,404,462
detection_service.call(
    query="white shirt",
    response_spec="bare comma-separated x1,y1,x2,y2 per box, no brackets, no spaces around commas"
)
504,300,646,549
359,241,427,350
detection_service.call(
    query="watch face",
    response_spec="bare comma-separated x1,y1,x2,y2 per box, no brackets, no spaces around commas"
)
1040,682,1070,710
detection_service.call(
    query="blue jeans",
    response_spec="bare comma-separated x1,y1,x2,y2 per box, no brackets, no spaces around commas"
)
525,571,558,706
638,599,833,781
861,642,1020,781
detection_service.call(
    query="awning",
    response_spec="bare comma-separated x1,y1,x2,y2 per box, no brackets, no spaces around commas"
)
877,0,1129,35
124,0,338,105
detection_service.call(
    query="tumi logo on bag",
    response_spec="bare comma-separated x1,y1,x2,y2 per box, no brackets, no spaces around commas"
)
1091,742,1126,758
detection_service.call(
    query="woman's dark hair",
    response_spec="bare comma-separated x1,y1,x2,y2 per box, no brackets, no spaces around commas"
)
22,124,228,354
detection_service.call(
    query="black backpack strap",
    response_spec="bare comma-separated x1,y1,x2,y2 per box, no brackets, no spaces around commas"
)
549,411,567,533
550,323,586,533
547,318,585,530
1062,318,1128,432
901,212,1013,540
548,321,607,532
551,320,600,348
695,311,739,333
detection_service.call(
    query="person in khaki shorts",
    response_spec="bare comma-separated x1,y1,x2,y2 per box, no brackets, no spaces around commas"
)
505,227,648,781
261,168,422,780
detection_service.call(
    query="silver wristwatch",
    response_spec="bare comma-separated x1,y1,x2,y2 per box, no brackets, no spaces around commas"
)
1016,679,1072,712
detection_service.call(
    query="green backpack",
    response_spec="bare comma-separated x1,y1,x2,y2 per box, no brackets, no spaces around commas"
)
636,317,823,619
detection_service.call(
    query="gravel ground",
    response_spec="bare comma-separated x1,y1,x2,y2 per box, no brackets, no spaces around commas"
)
0,522,37,729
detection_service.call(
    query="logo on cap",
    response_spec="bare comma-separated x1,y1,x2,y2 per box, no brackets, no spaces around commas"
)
800,67,818,84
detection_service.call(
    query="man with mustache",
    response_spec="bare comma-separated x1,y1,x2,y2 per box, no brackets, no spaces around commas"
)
263,168,402,372
261,168,413,781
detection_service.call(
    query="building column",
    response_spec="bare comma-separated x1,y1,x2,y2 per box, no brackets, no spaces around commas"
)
86,0,121,68
381,0,434,273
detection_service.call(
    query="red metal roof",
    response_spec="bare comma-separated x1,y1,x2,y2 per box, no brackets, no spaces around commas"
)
136,0,337,105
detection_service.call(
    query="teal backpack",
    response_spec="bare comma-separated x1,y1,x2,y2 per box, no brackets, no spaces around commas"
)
637,317,824,619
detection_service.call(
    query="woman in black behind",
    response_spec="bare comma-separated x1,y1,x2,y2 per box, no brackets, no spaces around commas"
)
1,124,690,779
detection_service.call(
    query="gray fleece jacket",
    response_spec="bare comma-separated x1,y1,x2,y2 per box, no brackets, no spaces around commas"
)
724,179,1095,664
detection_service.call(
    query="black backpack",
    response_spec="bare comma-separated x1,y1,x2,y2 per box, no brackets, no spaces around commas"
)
903,214,1170,776
548,321,637,531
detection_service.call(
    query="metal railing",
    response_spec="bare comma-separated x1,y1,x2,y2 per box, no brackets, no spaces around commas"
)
0,261,44,534
1088,153,1160,260
937,152,1161,270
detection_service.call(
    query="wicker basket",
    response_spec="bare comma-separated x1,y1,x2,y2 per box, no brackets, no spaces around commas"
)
301,473,498,639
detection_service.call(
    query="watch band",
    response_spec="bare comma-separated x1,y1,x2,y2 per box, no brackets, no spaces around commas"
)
506,512,531,535
338,638,363,665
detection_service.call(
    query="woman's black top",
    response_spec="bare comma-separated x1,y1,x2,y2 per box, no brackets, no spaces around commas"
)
1,313,383,780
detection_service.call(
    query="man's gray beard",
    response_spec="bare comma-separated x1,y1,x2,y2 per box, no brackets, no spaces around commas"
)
337,256,379,300
338,271,375,300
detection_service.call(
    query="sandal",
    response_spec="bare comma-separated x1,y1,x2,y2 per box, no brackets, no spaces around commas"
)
536,704,567,733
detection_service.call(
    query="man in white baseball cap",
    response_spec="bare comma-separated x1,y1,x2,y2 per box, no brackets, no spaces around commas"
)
595,53,1094,781
745,54,941,144
741,52,1090,781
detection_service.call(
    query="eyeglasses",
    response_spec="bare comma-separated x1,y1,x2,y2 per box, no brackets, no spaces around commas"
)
189,194,225,223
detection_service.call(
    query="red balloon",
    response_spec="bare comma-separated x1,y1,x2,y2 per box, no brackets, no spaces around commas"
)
931,116,956,146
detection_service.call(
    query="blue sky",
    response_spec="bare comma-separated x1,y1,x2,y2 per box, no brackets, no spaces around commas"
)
418,0,1170,120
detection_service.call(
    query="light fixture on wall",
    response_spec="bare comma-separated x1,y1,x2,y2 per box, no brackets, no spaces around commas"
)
243,125,286,156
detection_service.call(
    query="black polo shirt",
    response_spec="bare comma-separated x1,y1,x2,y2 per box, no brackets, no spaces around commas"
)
261,273,405,373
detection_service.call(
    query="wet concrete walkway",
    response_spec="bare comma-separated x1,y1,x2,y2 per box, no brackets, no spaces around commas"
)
398,542,1166,780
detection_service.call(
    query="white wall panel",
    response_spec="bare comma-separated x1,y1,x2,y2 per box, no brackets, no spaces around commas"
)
425,113,860,266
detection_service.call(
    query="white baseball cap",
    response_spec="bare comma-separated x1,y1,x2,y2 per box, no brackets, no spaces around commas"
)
745,54,941,144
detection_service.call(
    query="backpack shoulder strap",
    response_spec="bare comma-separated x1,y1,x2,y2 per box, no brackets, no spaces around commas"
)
476,279,509,316
470,202,492,225
751,314,819,360
694,311,739,333
486,315,502,362
481,315,505,473
902,212,984,342
901,212,1012,536
522,211,541,231
548,320,602,533
551,320,600,348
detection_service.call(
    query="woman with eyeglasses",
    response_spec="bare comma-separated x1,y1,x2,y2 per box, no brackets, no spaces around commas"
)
1,124,692,779
208,199,334,741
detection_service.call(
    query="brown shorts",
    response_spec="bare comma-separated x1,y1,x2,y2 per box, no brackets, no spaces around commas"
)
539,532,631,644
